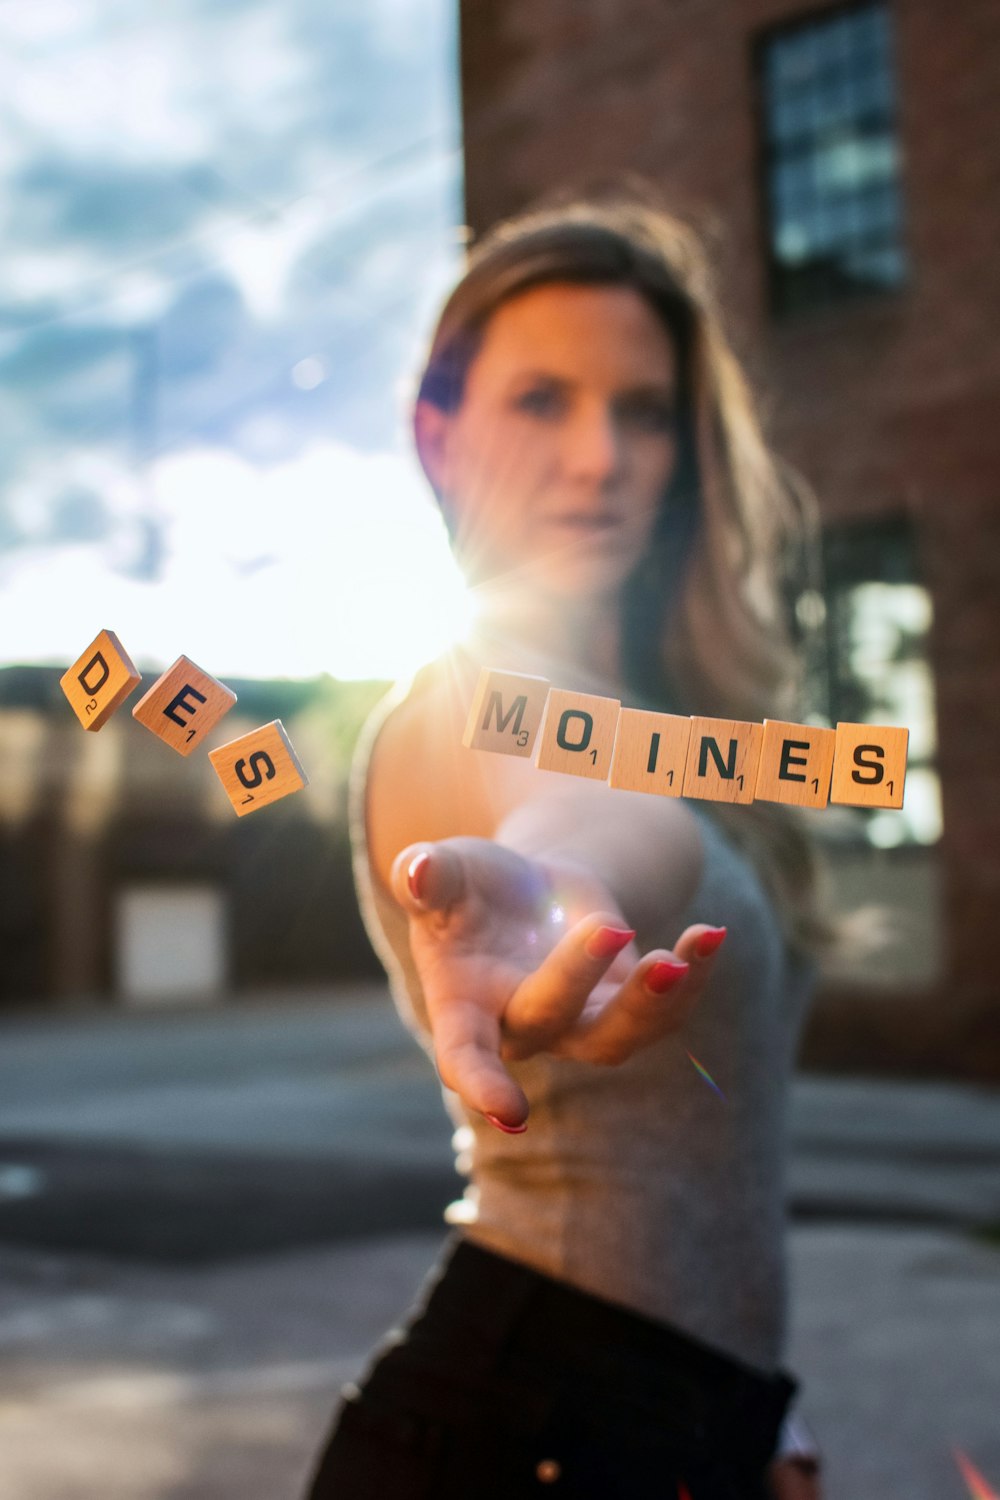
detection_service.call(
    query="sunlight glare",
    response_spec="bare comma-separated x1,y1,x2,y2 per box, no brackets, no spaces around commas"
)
0,441,473,682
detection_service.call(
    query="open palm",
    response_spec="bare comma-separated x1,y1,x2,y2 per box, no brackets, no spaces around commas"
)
390,836,724,1129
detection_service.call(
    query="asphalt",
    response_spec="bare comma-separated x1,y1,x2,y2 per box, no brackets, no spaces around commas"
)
0,986,998,1499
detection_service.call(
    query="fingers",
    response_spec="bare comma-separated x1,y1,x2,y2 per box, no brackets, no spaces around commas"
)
389,842,466,916
501,912,635,1057
554,925,726,1066
430,996,529,1129
388,838,729,1112
388,838,544,1130
672,924,728,964
389,838,551,919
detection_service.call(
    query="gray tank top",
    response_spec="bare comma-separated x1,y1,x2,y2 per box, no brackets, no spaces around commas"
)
349,675,814,1374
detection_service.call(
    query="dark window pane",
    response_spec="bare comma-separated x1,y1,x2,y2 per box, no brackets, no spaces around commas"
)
853,65,895,114
802,517,941,847
844,244,908,287
854,4,891,57
757,1,907,315
774,156,812,206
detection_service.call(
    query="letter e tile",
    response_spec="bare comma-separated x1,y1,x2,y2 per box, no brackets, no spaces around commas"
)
132,656,237,756
754,720,835,808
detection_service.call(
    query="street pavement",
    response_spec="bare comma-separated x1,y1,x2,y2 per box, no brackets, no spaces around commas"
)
0,985,998,1499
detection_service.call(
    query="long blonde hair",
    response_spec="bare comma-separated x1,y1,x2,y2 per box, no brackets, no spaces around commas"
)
414,181,830,954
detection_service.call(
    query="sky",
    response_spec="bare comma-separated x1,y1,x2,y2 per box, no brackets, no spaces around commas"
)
0,0,471,681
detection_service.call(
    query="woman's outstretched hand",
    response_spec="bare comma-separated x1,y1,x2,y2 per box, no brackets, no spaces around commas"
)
389,836,725,1132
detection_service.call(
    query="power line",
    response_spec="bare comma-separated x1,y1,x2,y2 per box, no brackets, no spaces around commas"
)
5,129,458,334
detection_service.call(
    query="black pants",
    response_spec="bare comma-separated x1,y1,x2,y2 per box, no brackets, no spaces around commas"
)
305,1237,796,1500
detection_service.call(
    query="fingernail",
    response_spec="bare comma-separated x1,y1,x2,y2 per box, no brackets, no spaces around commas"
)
645,959,690,993
407,851,431,903
585,926,636,960
485,1113,528,1134
696,926,727,958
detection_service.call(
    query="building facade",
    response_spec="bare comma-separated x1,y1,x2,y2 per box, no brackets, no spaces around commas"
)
458,0,1000,1075
0,669,383,1007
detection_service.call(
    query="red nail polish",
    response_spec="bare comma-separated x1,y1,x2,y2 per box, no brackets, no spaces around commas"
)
485,1114,528,1134
645,959,690,993
585,926,636,960
407,851,431,902
696,926,727,958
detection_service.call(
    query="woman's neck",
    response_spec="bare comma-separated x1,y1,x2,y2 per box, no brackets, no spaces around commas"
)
466,582,624,688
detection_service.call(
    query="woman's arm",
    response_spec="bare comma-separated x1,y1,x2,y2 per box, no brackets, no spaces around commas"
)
365,678,724,1127
367,672,707,943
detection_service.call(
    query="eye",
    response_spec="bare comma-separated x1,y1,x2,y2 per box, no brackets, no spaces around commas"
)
618,397,676,433
512,385,567,419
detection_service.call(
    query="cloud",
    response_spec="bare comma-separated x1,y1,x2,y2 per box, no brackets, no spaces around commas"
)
0,0,461,575
0,440,471,680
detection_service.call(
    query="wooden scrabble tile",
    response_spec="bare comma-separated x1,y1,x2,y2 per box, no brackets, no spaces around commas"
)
132,655,237,756
682,717,763,805
60,629,141,731
754,719,836,808
208,720,308,816
830,722,909,809
609,709,691,797
462,668,551,757
535,689,620,780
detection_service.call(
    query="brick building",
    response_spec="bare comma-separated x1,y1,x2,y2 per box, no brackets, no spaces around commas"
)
0,670,382,1007
459,0,1000,1074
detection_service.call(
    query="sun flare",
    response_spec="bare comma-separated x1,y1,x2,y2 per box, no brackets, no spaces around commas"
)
0,442,475,683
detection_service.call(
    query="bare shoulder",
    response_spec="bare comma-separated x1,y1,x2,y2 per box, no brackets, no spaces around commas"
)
364,659,537,887
363,654,706,936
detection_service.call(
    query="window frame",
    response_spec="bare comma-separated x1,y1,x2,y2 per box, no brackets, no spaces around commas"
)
803,511,941,850
752,0,911,320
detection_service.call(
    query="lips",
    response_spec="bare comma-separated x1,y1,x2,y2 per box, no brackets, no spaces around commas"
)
542,513,621,532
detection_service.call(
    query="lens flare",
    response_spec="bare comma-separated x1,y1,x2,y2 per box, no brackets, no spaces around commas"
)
955,1450,1000,1500
686,1049,726,1101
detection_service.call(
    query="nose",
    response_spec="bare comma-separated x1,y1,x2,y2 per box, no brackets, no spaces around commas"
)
561,400,622,485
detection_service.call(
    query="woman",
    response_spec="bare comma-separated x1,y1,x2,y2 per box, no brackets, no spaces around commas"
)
306,184,825,1498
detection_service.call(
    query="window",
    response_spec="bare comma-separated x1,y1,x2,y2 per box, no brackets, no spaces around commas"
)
799,514,941,848
756,3,908,316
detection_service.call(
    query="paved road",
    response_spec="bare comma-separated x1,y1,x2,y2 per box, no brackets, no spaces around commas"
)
0,987,455,1260
1,987,998,1499
1,985,998,1257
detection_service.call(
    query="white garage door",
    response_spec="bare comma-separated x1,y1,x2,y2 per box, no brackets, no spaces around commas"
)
115,884,227,1005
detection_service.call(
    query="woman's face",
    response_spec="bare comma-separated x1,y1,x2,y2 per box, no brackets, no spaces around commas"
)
418,282,681,603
